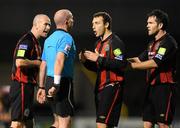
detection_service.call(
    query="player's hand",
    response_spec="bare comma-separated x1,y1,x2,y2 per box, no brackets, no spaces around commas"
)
48,85,59,97
36,88,46,104
84,51,99,62
127,58,135,63
79,51,86,63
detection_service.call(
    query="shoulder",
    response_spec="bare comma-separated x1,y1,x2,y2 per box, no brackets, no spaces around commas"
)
18,33,34,46
111,34,124,46
162,34,178,48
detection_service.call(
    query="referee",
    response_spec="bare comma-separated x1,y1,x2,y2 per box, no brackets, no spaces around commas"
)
37,9,76,128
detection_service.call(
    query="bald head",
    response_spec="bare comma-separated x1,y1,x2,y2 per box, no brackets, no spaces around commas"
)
54,9,73,27
31,14,51,38
33,14,50,26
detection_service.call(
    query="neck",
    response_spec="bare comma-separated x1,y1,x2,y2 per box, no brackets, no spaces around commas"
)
57,25,68,32
31,28,39,39
101,29,112,41
155,30,166,41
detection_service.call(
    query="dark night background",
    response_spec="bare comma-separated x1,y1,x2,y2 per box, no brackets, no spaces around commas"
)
0,0,179,127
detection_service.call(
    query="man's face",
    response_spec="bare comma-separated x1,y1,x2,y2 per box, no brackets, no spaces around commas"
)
67,14,74,31
146,16,161,36
37,17,51,38
92,16,106,37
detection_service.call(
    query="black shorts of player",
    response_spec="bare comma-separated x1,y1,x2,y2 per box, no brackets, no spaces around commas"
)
46,76,74,117
9,80,35,121
143,83,177,125
95,83,124,127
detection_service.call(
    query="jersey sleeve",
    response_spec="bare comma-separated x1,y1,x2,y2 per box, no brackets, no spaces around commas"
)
56,34,73,57
152,40,176,66
15,40,33,60
97,35,127,71
138,50,148,61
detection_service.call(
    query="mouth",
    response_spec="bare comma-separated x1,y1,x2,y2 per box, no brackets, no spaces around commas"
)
93,30,97,35
43,31,49,34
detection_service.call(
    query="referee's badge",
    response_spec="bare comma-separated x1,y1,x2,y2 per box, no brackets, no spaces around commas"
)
64,44,71,52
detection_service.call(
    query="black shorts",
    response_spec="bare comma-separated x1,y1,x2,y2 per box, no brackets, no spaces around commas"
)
143,83,177,125
9,80,35,121
46,76,74,117
95,83,123,127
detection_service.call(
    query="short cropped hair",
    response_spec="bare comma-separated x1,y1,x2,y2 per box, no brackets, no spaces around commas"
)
93,12,112,30
147,9,169,30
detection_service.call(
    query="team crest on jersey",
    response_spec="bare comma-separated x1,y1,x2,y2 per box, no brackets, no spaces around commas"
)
64,44,71,52
113,48,122,57
24,108,30,117
158,47,166,55
105,44,110,51
19,44,28,50
17,50,25,57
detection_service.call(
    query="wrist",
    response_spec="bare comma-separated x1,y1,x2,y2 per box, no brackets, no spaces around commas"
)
54,75,61,84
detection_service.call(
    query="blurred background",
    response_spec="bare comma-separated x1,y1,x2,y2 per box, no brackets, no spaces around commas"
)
0,0,179,127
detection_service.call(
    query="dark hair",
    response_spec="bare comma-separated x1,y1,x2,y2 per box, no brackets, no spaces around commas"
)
93,11,112,30
147,9,169,30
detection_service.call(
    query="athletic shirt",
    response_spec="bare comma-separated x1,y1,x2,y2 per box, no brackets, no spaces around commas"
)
84,33,126,91
138,33,178,85
11,32,41,84
41,29,76,78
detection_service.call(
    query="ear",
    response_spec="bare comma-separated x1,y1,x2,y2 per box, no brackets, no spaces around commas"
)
158,23,163,29
65,20,68,25
105,22,109,29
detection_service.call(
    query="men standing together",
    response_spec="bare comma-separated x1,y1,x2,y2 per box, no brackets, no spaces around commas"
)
9,9,178,128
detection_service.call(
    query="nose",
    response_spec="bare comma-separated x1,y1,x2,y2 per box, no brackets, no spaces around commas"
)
47,24,51,30
146,23,149,28
92,24,95,30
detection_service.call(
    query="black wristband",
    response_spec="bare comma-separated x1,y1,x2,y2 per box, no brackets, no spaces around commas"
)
38,86,45,90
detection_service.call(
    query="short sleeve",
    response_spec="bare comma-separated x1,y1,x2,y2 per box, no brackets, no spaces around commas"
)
153,40,175,66
138,50,148,61
15,40,32,59
56,35,73,57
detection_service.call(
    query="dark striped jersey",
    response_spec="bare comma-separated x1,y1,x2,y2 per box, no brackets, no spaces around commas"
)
11,32,41,84
84,33,126,91
138,33,178,85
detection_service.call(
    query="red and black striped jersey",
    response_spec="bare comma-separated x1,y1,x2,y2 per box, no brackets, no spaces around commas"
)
138,33,178,85
84,33,126,91
11,32,41,84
